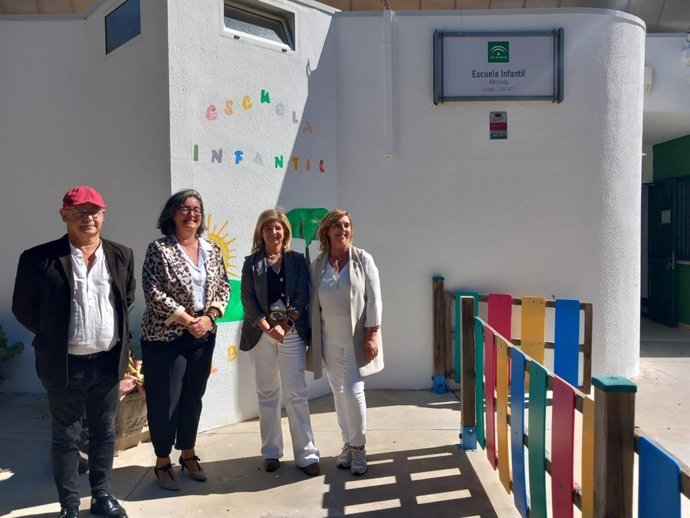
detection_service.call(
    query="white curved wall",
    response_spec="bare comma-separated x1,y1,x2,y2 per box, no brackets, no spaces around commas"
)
334,9,645,386
167,0,338,430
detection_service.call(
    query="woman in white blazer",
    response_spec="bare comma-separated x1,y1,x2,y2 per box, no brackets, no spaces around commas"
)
310,209,383,476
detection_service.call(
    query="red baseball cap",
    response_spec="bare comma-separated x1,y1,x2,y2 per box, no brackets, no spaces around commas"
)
62,185,106,208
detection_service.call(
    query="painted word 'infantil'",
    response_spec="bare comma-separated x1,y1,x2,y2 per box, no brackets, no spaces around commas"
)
472,69,526,78
193,145,326,174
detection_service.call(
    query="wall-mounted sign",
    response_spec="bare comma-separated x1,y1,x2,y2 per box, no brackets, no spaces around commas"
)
433,30,564,104
490,112,507,140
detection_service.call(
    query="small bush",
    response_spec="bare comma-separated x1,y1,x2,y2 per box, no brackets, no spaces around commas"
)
0,325,24,362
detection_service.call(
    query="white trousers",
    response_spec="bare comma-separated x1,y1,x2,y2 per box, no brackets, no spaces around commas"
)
323,340,366,448
250,330,319,467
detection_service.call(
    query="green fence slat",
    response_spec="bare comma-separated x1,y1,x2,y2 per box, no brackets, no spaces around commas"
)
455,293,462,383
528,362,548,518
475,318,485,449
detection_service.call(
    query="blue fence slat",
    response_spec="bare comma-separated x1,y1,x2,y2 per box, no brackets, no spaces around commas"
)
554,299,580,387
510,348,529,518
639,436,681,518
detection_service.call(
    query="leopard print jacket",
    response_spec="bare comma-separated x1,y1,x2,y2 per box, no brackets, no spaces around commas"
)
140,235,230,342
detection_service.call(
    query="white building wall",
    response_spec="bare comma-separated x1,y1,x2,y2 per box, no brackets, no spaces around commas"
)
167,0,338,429
334,9,645,386
0,3,649,432
0,0,170,392
645,34,690,113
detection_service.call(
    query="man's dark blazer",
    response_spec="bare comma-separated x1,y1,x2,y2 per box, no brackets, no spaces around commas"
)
240,249,310,351
12,234,135,390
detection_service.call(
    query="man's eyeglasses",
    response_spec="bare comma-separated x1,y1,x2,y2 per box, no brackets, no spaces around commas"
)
177,206,202,216
64,209,104,219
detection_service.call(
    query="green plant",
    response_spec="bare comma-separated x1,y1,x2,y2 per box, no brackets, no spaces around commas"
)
0,325,24,362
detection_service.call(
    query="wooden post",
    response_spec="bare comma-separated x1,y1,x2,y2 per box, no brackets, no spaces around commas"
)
460,296,477,449
432,276,447,393
444,292,454,378
592,376,637,518
583,303,593,394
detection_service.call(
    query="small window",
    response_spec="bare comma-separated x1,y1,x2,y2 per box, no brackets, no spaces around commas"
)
223,1,295,51
105,0,141,55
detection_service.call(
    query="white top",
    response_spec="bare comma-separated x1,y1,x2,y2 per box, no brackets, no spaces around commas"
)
318,262,352,346
176,237,211,312
67,241,117,355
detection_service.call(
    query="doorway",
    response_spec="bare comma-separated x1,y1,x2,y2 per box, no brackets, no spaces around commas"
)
647,179,677,327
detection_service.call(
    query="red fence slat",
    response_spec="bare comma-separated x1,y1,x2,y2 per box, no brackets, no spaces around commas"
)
488,293,512,340
552,376,576,518
484,326,497,469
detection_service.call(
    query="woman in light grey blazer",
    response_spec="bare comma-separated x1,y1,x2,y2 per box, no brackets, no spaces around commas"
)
240,208,320,476
310,209,383,476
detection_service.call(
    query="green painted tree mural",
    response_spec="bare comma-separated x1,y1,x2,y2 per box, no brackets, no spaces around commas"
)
286,208,328,263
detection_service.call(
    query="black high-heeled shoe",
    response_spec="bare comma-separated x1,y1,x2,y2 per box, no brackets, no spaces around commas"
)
154,463,181,491
179,454,207,481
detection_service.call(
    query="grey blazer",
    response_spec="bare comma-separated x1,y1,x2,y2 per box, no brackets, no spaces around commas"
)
240,250,311,351
309,246,383,379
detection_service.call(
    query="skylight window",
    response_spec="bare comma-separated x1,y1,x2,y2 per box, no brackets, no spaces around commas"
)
223,1,295,51
105,0,141,55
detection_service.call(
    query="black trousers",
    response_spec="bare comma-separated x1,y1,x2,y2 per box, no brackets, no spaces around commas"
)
142,332,215,458
46,347,120,508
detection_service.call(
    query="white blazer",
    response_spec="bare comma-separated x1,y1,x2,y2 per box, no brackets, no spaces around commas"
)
309,246,383,379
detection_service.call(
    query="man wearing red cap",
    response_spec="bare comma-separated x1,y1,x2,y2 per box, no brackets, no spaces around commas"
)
12,186,134,518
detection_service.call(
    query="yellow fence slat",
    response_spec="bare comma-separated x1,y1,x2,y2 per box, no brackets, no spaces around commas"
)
521,297,546,385
496,336,511,493
581,396,595,518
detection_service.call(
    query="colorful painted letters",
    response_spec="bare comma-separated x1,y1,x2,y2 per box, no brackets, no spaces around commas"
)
198,88,325,174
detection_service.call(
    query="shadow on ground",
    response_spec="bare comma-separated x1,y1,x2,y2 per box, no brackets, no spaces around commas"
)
1,390,507,518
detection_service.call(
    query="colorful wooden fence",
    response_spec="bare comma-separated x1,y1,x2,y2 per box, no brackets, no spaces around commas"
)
457,296,690,518
431,276,593,394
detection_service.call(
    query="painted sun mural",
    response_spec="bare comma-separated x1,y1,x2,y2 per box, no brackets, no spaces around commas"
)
206,213,238,277
206,213,243,322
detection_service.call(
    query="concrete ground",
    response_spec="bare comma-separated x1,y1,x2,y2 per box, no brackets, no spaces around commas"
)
0,317,688,518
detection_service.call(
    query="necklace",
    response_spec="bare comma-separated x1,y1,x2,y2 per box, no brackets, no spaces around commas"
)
266,250,283,271
178,237,198,247
329,250,348,272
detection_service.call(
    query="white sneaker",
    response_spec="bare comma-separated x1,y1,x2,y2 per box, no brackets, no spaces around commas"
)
350,446,367,475
336,443,351,469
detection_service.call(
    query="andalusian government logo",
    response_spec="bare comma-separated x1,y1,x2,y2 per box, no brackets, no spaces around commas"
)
488,41,509,63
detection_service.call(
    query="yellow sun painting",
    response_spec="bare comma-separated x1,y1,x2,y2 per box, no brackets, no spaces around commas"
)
206,213,238,278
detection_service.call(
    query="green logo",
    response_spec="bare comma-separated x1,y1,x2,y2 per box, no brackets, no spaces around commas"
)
488,41,509,63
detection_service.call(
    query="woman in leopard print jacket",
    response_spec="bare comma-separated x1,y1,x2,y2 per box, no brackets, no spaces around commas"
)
140,189,229,491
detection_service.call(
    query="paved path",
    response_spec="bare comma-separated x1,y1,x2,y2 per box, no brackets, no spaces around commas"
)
1,316,688,517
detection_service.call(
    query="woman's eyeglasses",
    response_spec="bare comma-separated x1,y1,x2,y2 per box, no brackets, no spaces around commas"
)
177,207,202,216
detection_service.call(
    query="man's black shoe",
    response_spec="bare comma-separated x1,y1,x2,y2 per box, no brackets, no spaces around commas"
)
89,495,128,518
58,506,79,518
